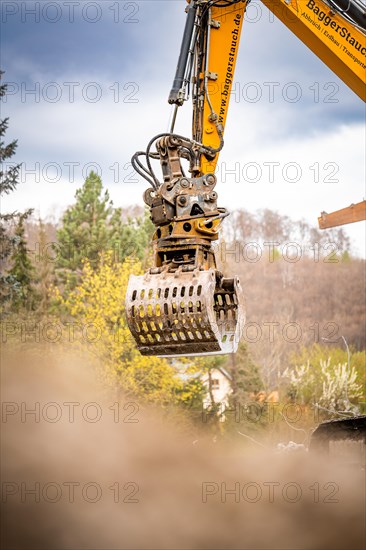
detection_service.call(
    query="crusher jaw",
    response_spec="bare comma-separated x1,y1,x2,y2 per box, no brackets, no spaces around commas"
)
125,134,245,357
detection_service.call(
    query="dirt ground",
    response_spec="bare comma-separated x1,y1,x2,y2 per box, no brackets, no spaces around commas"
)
1,348,365,550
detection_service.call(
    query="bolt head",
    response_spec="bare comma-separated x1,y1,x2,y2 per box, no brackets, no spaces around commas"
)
205,174,216,185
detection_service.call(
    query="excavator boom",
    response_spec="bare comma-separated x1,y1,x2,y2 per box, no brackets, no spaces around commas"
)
318,200,366,229
262,0,366,102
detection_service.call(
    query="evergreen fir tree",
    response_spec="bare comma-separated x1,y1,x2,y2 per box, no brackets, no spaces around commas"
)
0,70,32,308
8,214,35,311
56,171,112,273
56,172,154,288
109,207,154,265
0,72,20,197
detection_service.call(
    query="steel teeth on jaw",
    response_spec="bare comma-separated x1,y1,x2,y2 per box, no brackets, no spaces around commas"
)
125,269,245,357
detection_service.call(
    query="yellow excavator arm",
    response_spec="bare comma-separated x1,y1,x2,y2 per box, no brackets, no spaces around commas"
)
318,199,366,228
261,0,366,101
168,0,365,170
125,0,366,358
193,0,366,228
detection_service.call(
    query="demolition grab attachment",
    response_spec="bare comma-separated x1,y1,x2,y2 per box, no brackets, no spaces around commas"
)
126,269,244,357
125,1,246,357
125,134,245,357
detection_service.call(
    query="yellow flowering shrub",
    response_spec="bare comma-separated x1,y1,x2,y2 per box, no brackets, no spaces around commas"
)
55,252,190,405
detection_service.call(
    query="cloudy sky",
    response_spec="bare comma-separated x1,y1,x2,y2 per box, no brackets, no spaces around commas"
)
2,0,365,255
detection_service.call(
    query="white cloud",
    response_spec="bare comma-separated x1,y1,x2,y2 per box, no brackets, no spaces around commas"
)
2,0,365,255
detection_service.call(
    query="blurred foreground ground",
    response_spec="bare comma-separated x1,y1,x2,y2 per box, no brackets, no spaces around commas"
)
1,348,365,550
